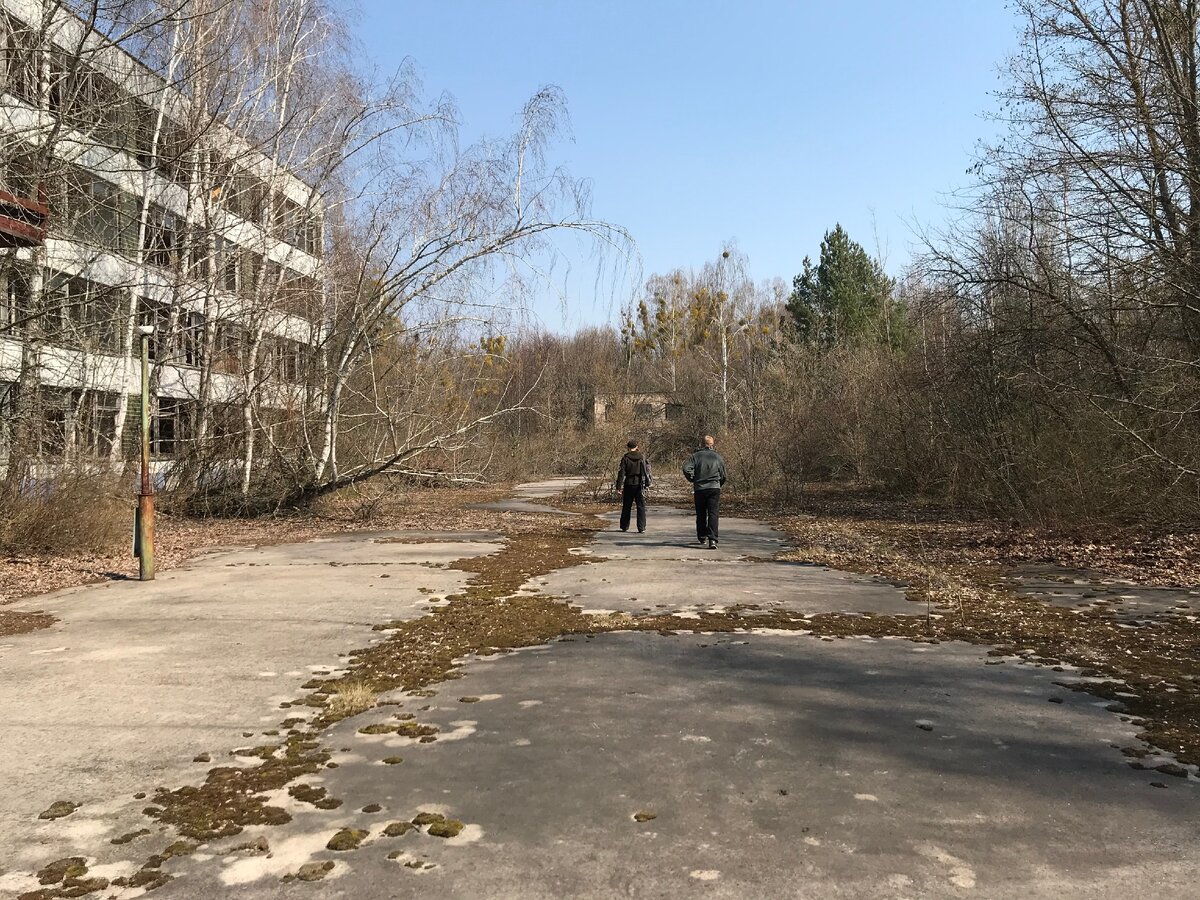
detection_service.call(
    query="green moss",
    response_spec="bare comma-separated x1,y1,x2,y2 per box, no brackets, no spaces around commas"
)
633,811,656,822
61,876,109,896
112,870,172,891
383,821,414,837
411,811,445,826
231,745,278,760
427,819,464,838
382,756,404,765
110,828,151,846
37,801,79,820
37,857,86,885
358,723,397,735
327,828,369,851
162,840,198,859
295,861,335,882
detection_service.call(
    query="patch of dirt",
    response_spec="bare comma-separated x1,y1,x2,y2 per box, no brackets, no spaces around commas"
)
0,609,54,636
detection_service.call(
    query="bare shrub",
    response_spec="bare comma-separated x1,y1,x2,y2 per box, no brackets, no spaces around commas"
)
0,475,130,555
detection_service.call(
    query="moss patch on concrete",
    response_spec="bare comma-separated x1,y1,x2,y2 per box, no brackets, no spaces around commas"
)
426,819,464,838
326,828,368,851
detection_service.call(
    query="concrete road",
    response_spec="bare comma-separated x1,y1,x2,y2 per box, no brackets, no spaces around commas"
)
0,496,1196,899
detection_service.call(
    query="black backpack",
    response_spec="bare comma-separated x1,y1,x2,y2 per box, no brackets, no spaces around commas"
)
622,454,649,488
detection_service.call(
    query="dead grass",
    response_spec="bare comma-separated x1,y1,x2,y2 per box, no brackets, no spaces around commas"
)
0,476,129,557
325,681,376,719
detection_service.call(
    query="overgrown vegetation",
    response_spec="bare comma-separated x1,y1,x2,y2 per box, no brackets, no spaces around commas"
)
0,474,128,555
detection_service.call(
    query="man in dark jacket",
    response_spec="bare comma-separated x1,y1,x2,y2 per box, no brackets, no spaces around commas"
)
682,434,727,549
615,439,652,533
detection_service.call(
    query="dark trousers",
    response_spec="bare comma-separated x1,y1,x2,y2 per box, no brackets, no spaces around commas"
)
620,486,646,532
694,488,720,541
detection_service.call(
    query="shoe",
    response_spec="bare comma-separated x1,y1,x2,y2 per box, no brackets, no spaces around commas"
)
638,530,645,534
707,539,717,549
698,537,707,545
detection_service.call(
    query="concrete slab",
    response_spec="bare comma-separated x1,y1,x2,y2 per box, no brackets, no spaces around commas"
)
539,558,914,618
474,478,586,515
210,535,503,567
150,633,1199,899
514,478,588,498
0,535,497,870
588,505,792,561
999,563,1200,621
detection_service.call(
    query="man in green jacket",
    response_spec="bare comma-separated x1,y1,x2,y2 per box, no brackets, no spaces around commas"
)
682,434,727,549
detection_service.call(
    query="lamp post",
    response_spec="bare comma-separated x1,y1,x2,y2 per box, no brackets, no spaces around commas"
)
136,324,155,581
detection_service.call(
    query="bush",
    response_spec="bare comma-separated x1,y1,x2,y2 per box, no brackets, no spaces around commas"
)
0,474,131,555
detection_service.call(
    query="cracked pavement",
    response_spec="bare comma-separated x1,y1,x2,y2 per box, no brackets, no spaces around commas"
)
1,482,1196,899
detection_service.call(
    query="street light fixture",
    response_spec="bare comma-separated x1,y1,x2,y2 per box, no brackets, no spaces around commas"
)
135,324,155,580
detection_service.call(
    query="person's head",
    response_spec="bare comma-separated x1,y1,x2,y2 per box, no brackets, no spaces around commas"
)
703,434,715,448
627,439,638,451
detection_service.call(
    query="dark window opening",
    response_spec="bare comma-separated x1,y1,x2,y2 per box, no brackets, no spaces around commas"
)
151,396,192,458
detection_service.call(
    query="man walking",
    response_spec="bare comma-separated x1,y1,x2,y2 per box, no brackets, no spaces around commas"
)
615,439,652,534
682,434,727,549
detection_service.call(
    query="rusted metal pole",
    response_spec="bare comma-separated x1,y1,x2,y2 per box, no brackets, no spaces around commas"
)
137,325,155,581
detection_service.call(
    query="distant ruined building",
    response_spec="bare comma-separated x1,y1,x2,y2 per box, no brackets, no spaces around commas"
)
591,392,683,428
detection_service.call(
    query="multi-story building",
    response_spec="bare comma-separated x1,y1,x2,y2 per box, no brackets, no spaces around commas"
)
0,0,324,480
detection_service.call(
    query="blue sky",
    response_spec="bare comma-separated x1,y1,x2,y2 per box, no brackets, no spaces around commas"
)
353,1,1021,330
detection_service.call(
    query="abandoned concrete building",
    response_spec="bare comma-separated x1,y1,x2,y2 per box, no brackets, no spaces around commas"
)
0,0,323,478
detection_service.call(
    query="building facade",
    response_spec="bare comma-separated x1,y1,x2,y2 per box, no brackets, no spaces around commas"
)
0,0,324,480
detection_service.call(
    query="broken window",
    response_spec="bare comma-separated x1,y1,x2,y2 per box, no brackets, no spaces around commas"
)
151,396,191,457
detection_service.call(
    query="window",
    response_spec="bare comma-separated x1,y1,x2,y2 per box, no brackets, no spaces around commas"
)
56,166,139,255
0,263,29,332
151,396,191,457
48,271,125,353
0,15,37,105
277,270,321,315
157,119,190,182
212,322,242,374
210,402,242,443
76,390,120,457
0,380,16,458
138,299,205,368
232,172,267,224
49,54,105,133
39,387,70,456
279,338,305,382
138,296,172,360
88,174,138,253
0,141,41,203
186,227,210,279
183,311,205,367
93,73,134,151
238,249,262,297
214,236,238,293
143,204,180,268
273,196,304,247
